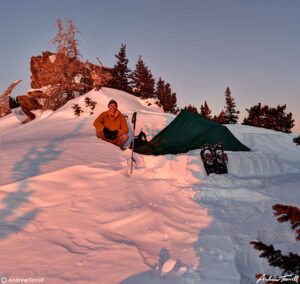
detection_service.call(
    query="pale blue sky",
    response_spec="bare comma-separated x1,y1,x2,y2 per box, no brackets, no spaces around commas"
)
0,0,299,132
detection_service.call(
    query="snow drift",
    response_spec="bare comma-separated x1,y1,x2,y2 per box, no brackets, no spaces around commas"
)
0,88,299,284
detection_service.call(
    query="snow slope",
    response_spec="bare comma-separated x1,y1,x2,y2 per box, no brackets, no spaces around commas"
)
0,88,299,284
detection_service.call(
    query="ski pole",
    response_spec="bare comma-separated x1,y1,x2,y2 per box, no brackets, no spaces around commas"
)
129,112,137,175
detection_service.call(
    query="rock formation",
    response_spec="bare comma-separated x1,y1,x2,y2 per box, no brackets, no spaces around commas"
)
0,51,113,122
27,51,113,114
0,80,22,118
30,51,112,90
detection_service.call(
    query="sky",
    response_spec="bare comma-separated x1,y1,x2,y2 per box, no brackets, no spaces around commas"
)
0,0,299,132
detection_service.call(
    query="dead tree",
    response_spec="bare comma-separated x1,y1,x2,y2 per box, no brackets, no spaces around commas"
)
49,18,82,58
49,18,66,54
66,18,82,59
94,57,103,90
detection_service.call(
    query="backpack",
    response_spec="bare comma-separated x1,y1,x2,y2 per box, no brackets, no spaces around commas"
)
130,131,148,149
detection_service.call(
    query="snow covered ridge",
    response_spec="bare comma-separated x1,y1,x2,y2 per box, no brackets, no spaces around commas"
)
225,124,300,176
0,88,300,284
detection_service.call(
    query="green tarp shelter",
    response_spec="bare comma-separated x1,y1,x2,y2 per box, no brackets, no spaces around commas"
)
134,110,250,155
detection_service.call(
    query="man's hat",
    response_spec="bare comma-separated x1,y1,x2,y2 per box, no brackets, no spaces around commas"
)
108,99,118,107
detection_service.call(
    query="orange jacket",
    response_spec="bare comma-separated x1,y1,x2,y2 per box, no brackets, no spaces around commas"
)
93,110,129,136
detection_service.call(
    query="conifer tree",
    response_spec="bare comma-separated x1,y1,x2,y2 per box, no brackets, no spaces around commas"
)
72,104,83,116
111,44,131,93
243,103,295,133
155,77,165,98
293,135,300,145
200,101,212,119
268,104,295,133
213,110,226,124
163,83,179,114
250,204,300,283
183,104,199,115
223,87,239,124
242,103,265,128
155,78,178,114
84,97,92,107
130,55,155,99
84,97,97,110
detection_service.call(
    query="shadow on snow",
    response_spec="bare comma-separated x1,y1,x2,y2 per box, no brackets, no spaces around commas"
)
0,120,87,241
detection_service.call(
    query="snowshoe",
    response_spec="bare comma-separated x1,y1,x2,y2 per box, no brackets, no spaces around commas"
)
213,142,228,174
200,144,216,175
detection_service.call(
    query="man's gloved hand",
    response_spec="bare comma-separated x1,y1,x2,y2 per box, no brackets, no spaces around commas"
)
103,127,113,139
103,127,118,140
110,130,119,140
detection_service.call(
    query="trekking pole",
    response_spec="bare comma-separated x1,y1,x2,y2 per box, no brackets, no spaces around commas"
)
129,112,137,175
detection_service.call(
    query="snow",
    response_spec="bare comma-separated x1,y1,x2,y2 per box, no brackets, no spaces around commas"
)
49,55,56,63
74,74,83,83
0,87,299,284
27,85,53,94
13,79,22,84
161,259,177,276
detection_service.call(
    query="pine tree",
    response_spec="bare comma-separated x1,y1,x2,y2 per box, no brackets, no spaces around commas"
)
155,78,178,114
273,204,300,241
130,55,155,99
155,77,165,107
183,104,199,115
213,110,226,124
155,77,165,97
200,101,212,119
250,204,300,283
268,104,295,133
84,97,92,107
243,103,295,133
293,135,300,145
84,97,97,110
72,104,83,116
164,83,179,114
111,44,131,93
243,103,265,128
223,87,239,124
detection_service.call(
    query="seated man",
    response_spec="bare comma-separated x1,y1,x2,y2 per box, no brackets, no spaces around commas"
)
93,99,129,147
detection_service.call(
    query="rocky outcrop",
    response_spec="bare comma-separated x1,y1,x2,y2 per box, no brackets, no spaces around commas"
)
30,51,112,90
28,51,113,113
0,80,22,117
0,51,114,122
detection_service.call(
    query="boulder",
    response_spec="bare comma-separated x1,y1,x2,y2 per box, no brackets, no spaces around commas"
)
16,95,43,121
0,80,22,118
